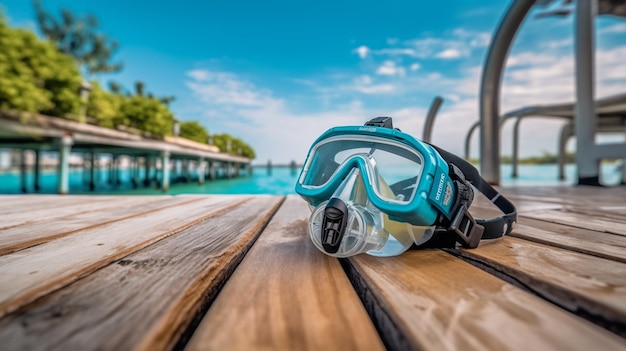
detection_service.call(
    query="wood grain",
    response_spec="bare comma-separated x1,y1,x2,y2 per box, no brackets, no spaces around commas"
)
185,196,385,351
0,195,200,255
521,208,626,236
0,195,118,218
509,219,626,263
469,203,626,263
452,237,626,335
0,195,283,351
500,186,626,206
0,195,249,317
0,196,168,231
345,250,626,351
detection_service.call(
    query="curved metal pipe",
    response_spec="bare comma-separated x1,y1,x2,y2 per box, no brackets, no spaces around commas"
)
464,121,480,160
479,0,535,185
465,116,512,162
422,96,444,143
558,122,575,180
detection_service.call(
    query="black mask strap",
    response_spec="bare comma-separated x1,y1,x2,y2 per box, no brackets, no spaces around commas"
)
426,143,517,247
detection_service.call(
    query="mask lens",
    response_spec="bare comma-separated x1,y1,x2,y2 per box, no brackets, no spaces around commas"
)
299,136,424,204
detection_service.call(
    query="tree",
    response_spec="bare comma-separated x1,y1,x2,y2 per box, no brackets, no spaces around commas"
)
0,14,82,118
211,133,256,159
179,121,209,144
33,0,122,76
118,95,175,137
86,81,123,127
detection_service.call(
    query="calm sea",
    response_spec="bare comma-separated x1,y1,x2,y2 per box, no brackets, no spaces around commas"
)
0,163,623,195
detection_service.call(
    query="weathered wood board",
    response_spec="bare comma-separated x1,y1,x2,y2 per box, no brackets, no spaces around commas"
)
0,195,200,255
0,196,283,351
453,237,626,335
0,195,248,317
186,196,385,351
345,250,626,351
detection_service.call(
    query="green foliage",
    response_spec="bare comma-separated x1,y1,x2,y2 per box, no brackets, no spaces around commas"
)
179,121,209,144
118,95,174,137
34,0,122,76
514,152,576,165
211,133,256,159
0,14,82,117
86,81,122,127
469,152,577,165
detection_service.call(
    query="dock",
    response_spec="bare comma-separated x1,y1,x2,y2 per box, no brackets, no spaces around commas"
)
0,112,251,193
0,186,625,350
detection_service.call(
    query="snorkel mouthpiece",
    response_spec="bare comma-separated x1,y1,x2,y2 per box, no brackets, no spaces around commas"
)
321,198,348,254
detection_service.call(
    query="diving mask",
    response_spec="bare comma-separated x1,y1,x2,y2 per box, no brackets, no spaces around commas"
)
308,163,435,257
296,117,517,257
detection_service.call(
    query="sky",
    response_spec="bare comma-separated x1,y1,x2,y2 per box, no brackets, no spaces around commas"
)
2,0,626,165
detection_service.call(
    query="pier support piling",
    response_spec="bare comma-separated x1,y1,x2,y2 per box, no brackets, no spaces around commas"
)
89,152,96,191
161,151,170,192
143,156,151,186
198,158,205,185
34,149,41,192
20,150,27,193
57,135,73,195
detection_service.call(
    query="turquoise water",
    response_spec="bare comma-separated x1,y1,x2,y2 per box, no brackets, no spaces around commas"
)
0,163,623,195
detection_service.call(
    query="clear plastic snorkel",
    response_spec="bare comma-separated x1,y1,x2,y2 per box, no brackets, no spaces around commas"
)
307,158,436,258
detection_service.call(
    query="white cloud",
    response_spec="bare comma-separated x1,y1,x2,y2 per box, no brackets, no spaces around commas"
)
376,60,406,76
373,48,420,57
187,69,210,81
186,69,282,108
436,48,463,59
452,29,491,47
354,83,395,94
410,63,421,71
387,38,399,45
356,75,372,85
354,45,370,59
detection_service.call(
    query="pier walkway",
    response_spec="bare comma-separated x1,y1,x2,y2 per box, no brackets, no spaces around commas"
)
0,112,251,193
0,186,625,350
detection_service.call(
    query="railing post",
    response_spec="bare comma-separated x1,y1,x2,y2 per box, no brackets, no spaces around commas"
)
575,0,600,185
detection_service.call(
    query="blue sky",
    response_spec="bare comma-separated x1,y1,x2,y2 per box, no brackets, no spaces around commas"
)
2,0,626,165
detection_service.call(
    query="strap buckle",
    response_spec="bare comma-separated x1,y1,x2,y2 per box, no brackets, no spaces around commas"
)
449,204,484,248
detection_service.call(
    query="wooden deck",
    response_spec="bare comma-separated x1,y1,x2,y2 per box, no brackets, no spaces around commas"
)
0,186,625,350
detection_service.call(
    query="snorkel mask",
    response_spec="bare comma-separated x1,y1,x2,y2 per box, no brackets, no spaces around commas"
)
295,117,517,257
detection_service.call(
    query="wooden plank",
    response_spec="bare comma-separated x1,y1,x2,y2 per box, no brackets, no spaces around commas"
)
186,196,385,351
521,208,626,236
452,237,626,337
0,195,169,231
0,195,283,351
0,195,201,255
0,195,118,216
0,195,250,317
510,219,626,264
345,250,626,351
501,186,626,206
469,203,626,263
